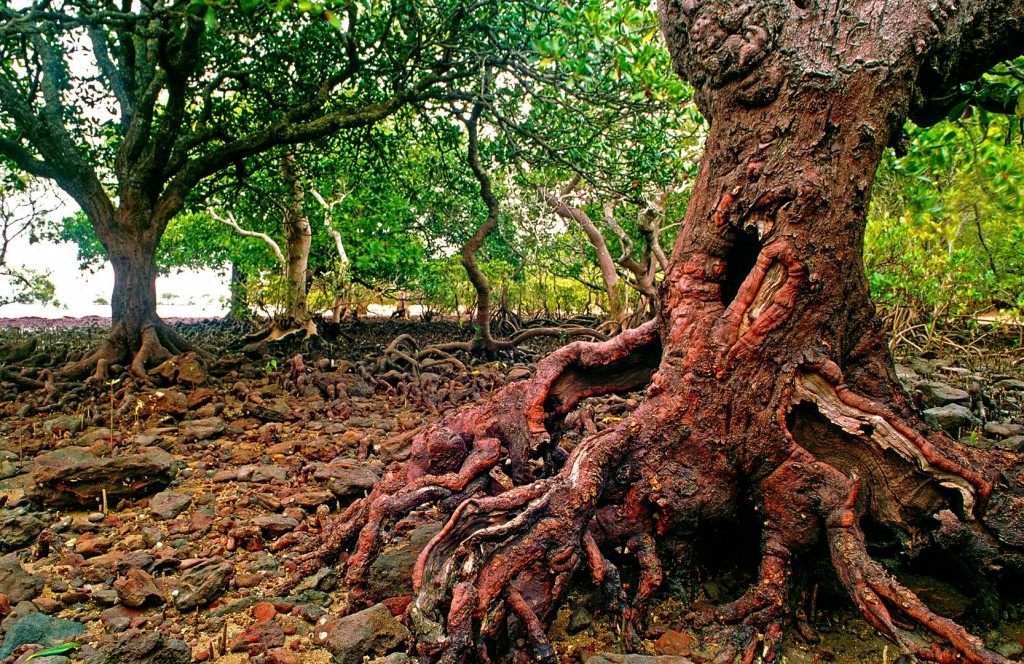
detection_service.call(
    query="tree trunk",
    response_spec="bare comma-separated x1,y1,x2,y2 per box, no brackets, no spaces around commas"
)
540,186,630,326
294,0,1024,661
226,262,251,322
60,198,195,380
460,105,499,355
280,153,312,327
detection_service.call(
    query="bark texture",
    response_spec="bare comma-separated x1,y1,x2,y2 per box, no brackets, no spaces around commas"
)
279,152,312,328
296,0,1024,662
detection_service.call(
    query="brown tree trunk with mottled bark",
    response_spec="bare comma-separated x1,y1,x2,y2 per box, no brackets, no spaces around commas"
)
60,192,196,381
291,0,1024,662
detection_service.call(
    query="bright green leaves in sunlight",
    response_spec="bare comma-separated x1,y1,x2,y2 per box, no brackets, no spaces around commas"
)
866,101,1024,346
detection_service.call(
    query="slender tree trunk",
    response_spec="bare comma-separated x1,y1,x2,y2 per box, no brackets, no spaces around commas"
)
540,186,629,325
227,262,250,322
280,153,312,327
461,105,499,355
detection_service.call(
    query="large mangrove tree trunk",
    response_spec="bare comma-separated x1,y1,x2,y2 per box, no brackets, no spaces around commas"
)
291,0,1024,661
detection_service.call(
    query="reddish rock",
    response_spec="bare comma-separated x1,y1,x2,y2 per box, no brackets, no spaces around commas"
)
266,441,296,456
187,388,217,409
60,590,89,605
29,446,178,507
381,595,412,617
74,534,111,557
235,572,263,588
31,597,60,614
212,469,237,482
654,629,695,656
152,353,207,387
229,619,285,654
114,569,165,608
287,490,334,508
267,647,302,664
253,601,277,622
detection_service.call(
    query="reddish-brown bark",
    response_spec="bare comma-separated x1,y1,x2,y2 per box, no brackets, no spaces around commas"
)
297,0,1024,661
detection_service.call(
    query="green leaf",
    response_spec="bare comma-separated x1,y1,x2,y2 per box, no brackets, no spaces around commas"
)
324,9,342,30
28,643,81,660
1016,89,1024,120
947,99,970,121
203,5,217,31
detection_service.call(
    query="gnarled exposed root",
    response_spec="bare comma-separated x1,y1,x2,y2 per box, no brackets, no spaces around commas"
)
56,319,205,384
826,478,1009,664
409,426,628,662
281,322,661,598
432,325,609,356
233,318,319,355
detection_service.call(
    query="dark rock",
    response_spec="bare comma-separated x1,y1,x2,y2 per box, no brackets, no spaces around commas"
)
0,553,43,603
100,605,143,632
923,404,977,437
318,603,410,664
995,641,1024,659
243,401,288,423
0,600,35,632
85,628,190,664
984,422,1024,439
907,357,939,377
313,461,379,497
29,447,177,507
114,569,165,608
993,379,1024,391
900,574,970,618
150,491,192,520
566,601,592,635
172,557,233,611
311,372,374,399
1000,435,1024,451
253,514,300,538
0,611,87,659
367,522,441,602
237,464,287,484
0,509,44,552
915,381,970,408
91,588,119,606
0,452,21,480
43,415,85,437
179,417,227,442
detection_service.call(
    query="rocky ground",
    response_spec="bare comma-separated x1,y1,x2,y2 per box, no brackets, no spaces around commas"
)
0,317,1020,664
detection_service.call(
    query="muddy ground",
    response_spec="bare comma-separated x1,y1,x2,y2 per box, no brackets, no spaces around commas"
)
0,317,1020,664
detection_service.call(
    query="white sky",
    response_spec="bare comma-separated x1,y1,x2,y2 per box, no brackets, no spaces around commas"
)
0,228,229,320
